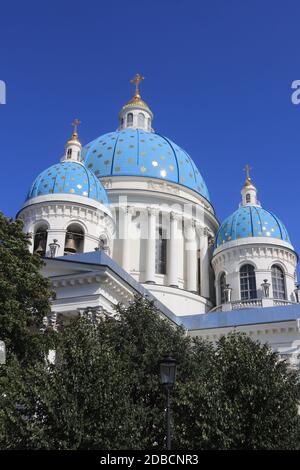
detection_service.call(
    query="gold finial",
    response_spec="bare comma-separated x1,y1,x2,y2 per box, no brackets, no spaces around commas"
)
66,118,82,147
68,118,81,142
122,74,151,112
244,164,251,179
130,73,144,98
71,118,81,135
243,164,253,187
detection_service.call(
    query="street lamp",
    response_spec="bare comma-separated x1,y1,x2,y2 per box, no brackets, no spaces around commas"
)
159,354,177,450
49,239,60,258
261,279,271,298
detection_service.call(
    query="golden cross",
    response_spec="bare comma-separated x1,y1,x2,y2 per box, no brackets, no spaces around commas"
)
130,73,144,96
71,118,81,133
244,164,252,179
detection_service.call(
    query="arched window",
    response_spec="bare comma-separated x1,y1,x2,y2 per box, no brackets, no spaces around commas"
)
271,265,286,300
147,117,151,131
155,225,167,275
246,193,251,203
138,113,145,127
219,272,226,304
33,225,48,256
64,224,84,255
240,264,257,300
67,148,72,159
127,113,133,126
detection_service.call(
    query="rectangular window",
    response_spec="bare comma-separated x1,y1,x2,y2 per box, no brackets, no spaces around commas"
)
155,227,167,274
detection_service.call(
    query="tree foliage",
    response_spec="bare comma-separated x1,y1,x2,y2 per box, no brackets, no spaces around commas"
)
0,212,52,363
0,212,299,450
1,297,300,450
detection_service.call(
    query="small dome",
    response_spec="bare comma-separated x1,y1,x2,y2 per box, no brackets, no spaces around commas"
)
121,94,150,112
26,161,108,205
82,129,210,201
121,73,152,113
215,205,291,248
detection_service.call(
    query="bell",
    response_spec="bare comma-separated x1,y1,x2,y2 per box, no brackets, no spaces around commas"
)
34,238,46,256
64,234,77,254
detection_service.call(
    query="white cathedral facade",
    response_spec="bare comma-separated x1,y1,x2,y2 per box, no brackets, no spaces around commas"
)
17,75,300,368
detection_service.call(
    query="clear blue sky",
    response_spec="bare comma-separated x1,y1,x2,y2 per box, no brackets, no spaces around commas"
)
0,1,299,250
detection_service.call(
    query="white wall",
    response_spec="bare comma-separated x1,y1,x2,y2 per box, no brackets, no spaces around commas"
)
103,176,219,313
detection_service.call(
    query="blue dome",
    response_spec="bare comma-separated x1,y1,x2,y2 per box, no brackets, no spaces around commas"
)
26,161,108,205
82,129,210,201
215,205,291,248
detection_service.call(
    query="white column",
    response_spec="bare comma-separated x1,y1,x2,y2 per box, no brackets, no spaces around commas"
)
199,227,210,298
145,208,157,283
27,232,34,254
185,221,198,292
167,212,179,288
121,207,133,272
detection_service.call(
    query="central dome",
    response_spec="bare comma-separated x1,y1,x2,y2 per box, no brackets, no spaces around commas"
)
82,129,210,201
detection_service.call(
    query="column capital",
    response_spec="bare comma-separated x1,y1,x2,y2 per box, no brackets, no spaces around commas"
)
126,206,136,216
147,206,159,217
195,224,208,237
78,306,106,323
184,219,196,241
208,236,215,247
170,211,182,221
183,217,196,228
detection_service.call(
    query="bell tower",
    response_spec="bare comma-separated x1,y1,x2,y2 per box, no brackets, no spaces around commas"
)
61,119,82,163
241,164,260,206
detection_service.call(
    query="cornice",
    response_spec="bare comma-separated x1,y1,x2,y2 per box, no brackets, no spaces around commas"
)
212,243,297,269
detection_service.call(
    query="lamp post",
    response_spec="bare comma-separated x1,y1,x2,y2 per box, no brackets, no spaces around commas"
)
49,239,60,258
261,279,271,298
159,354,177,450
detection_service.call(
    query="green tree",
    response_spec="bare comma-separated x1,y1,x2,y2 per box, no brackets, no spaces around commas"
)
0,212,52,363
174,332,300,449
1,294,299,450
0,211,298,451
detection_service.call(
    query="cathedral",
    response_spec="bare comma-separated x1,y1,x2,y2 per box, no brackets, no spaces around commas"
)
17,75,300,367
